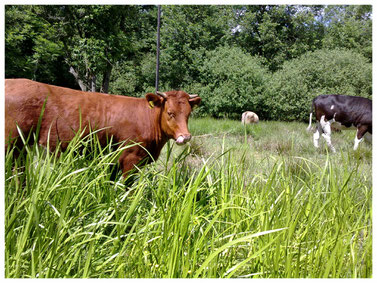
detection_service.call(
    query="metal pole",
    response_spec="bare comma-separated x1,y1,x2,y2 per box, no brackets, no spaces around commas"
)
155,5,161,92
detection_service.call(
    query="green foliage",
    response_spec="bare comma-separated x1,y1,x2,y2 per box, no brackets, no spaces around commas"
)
5,5,156,92
233,5,325,71
322,5,372,61
5,6,73,86
266,48,372,121
160,5,233,89
107,61,140,96
196,46,270,119
35,5,145,92
109,52,167,97
5,5,373,121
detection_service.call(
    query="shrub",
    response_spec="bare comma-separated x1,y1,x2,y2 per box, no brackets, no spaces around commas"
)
266,48,372,121
196,46,270,119
108,61,139,96
109,53,157,97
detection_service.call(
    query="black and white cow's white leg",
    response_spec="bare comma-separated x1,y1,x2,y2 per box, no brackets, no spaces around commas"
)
320,115,336,152
313,122,322,148
354,125,369,150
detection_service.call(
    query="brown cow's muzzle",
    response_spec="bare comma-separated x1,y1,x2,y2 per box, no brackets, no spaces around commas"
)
176,134,192,145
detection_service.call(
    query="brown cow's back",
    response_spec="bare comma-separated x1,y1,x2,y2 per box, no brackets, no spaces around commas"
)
5,79,157,150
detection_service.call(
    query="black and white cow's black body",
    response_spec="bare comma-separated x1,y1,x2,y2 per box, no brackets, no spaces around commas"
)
307,94,372,152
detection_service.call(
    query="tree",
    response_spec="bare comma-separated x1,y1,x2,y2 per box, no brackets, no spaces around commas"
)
159,5,233,89
232,5,325,71
5,6,75,87
34,5,146,92
322,5,372,61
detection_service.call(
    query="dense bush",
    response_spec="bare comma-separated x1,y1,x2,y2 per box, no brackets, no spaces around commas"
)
266,48,372,121
108,61,139,96
196,46,270,119
109,52,157,97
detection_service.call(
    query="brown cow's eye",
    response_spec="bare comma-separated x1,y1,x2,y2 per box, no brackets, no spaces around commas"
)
168,111,175,118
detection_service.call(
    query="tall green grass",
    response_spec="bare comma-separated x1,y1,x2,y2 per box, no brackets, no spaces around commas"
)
5,119,372,278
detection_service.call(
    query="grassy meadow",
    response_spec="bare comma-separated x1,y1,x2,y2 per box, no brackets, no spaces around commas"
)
4,117,372,278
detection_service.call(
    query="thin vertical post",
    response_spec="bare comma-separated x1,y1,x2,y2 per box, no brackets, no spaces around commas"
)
155,5,161,92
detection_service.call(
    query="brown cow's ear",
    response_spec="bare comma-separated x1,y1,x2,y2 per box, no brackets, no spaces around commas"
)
146,93,163,107
189,96,201,108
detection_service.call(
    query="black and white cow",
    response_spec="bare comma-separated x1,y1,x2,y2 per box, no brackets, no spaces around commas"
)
307,94,372,152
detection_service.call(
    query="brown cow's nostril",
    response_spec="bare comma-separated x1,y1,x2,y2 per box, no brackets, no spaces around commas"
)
176,134,191,145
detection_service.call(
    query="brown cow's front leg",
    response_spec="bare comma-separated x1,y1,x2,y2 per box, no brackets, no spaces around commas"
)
118,147,150,179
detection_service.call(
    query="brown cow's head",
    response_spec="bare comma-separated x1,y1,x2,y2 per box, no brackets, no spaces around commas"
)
146,90,201,145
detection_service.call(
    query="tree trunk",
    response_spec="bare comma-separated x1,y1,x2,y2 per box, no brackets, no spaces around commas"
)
69,66,87,91
101,63,112,93
91,75,97,92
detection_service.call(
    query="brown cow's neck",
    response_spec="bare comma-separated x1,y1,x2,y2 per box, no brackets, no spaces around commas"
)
144,100,168,159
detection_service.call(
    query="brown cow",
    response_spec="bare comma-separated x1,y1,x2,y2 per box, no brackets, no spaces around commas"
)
5,79,201,176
